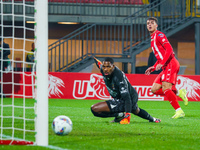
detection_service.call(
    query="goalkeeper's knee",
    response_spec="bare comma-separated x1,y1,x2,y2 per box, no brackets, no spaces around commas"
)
91,107,101,117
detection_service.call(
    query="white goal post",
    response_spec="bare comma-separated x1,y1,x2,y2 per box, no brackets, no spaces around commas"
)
0,0,48,146
35,0,48,146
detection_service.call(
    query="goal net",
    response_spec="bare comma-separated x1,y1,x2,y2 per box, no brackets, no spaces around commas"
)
0,0,48,146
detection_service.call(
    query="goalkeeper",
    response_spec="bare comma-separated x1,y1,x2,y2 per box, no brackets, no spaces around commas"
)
91,57,161,124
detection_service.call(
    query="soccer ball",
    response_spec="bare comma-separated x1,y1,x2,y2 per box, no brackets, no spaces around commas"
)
52,115,73,135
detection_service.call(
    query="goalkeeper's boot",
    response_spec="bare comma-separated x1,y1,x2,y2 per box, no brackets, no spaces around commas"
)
111,113,125,123
149,118,161,123
178,89,188,106
120,113,131,124
171,109,185,119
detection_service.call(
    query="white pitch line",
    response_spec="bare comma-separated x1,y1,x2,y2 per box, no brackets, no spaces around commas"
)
1,134,70,150
42,145,70,150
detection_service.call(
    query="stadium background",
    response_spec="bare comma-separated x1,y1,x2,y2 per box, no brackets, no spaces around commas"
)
0,0,200,148
2,0,200,75
1,0,200,100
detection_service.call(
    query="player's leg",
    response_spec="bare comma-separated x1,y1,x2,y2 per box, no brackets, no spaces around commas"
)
152,82,179,96
151,73,165,96
177,89,188,106
170,80,188,105
151,83,164,95
151,73,178,96
132,104,161,123
91,100,123,118
106,99,126,123
162,82,185,119
162,81,180,110
91,101,110,113
162,59,185,119
173,60,188,105
119,91,139,124
171,79,188,106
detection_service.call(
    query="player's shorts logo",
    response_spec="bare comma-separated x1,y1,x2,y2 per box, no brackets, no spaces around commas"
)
176,76,200,100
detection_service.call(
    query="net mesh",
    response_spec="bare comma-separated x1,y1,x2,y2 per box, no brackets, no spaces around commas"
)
0,0,35,144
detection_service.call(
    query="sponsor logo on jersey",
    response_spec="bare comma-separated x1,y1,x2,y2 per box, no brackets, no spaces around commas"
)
158,33,164,37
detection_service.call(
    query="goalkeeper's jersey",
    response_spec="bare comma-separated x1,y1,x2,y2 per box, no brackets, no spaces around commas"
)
100,66,138,113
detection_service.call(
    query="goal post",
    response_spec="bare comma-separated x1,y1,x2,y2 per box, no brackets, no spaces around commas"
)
0,0,49,146
35,0,49,146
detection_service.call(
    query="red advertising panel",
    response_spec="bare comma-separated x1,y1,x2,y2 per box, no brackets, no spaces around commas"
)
3,72,34,98
2,72,200,101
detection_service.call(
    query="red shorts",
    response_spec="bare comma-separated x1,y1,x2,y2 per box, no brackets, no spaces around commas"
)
154,57,180,85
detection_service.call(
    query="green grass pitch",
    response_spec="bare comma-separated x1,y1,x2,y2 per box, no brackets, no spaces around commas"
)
0,98,200,150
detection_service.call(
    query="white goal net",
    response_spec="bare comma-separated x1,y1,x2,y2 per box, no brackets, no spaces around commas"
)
0,0,48,146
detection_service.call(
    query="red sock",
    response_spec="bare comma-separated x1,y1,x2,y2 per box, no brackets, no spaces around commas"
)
154,88,165,96
172,85,177,95
164,89,180,110
154,88,177,96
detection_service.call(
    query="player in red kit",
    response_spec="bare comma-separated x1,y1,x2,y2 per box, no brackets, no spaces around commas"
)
145,17,188,119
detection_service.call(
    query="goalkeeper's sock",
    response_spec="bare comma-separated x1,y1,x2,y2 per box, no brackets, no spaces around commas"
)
164,89,180,110
136,108,154,122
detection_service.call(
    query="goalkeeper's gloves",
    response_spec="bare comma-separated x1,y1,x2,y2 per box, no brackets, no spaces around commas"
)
120,113,131,124
93,56,102,69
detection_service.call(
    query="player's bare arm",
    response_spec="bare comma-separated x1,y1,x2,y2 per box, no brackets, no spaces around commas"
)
145,66,155,75
155,64,163,71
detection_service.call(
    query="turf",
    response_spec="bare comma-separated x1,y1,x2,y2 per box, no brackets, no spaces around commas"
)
0,99,200,150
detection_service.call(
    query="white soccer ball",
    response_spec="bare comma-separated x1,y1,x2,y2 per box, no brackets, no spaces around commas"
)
52,115,73,135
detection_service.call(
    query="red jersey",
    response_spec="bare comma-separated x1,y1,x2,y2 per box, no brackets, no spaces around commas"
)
151,30,175,69
151,30,180,84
